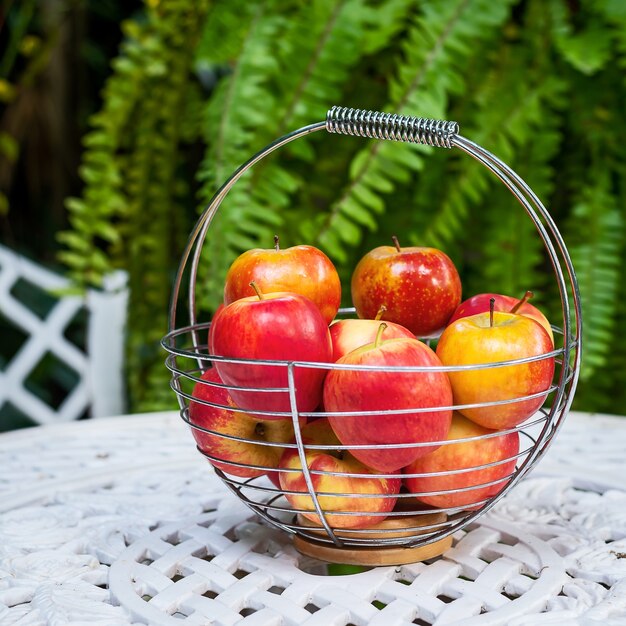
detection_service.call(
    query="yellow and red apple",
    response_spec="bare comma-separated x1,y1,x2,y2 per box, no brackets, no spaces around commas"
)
448,291,554,345
351,236,461,337
324,325,453,472
210,287,332,417
224,238,341,324
189,367,299,478
404,412,520,510
278,418,401,529
436,308,555,430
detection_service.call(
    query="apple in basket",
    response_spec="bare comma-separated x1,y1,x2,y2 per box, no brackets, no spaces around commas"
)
404,412,520,510
448,291,554,345
351,236,462,337
188,367,300,477
223,236,341,324
436,299,555,430
207,303,225,354
329,305,414,361
210,283,332,417
323,324,453,473
278,418,401,529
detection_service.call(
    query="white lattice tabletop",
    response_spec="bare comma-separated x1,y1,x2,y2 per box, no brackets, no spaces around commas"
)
0,411,625,625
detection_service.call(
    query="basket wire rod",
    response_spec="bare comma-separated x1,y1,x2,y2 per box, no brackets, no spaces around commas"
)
165,357,290,394
162,323,576,365
181,405,548,451
287,362,341,546
450,136,579,481
257,496,489,523
199,428,538,482
404,469,528,550
164,336,566,370
297,531,446,549
288,518,458,536
210,465,299,538
197,444,529,481
172,374,562,421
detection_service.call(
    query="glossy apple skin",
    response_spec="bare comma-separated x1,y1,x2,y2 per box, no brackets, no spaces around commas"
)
210,292,332,418
279,418,401,529
404,412,520,510
448,293,554,345
436,312,555,430
351,245,461,337
224,244,341,324
207,303,225,354
329,318,414,361
323,337,453,472
189,368,299,477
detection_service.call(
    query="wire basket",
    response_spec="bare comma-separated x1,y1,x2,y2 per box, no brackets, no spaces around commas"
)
162,106,582,566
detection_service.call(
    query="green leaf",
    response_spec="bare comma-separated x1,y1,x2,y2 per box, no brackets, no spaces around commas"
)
554,16,613,75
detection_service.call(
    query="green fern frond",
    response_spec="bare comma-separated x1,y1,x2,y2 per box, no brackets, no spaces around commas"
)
313,0,514,263
61,0,209,409
578,275,626,412
420,48,566,253
465,106,563,299
196,6,288,307
567,177,623,380
195,2,258,67
246,0,413,241
271,0,412,142
550,1,613,76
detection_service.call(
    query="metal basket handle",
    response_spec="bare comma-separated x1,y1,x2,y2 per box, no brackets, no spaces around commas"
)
326,106,459,148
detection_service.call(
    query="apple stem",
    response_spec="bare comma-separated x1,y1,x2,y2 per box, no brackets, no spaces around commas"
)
250,281,265,300
510,290,534,314
391,235,401,253
274,235,280,251
375,305,387,321
375,322,387,348
489,297,495,328
255,423,265,437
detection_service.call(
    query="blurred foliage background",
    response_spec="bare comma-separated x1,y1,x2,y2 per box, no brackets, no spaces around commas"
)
2,0,625,420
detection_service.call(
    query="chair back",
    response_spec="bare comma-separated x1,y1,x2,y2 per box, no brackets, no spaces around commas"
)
0,244,128,426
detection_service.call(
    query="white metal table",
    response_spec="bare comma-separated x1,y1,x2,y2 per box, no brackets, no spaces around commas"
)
0,411,625,625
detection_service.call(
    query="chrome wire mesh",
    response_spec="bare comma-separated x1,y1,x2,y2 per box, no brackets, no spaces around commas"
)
162,105,582,554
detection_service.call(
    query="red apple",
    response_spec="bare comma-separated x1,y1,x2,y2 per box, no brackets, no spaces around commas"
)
207,303,225,353
351,236,461,337
448,291,554,345
323,324,453,472
189,368,300,478
279,418,401,529
210,285,332,418
404,412,520,510
329,308,414,361
224,236,341,324
436,304,555,430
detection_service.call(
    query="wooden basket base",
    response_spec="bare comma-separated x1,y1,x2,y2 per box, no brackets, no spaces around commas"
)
292,512,453,566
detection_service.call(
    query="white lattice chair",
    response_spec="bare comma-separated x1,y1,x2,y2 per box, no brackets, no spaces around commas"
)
0,244,128,426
